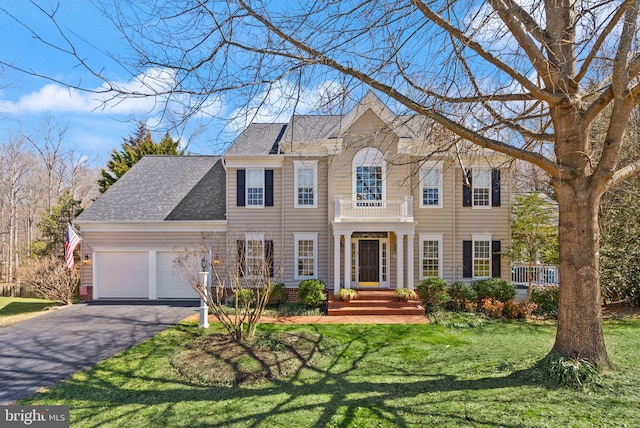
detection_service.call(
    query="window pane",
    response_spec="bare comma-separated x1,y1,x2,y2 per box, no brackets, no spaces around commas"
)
298,168,313,187
422,240,439,277
247,169,263,186
297,239,315,277
473,240,490,277
356,166,382,201
423,188,439,206
474,170,490,187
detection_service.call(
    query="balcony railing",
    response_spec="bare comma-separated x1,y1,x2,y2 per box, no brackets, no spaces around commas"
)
512,264,559,287
334,196,413,222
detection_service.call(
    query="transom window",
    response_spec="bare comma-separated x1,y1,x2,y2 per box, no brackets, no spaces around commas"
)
473,240,491,278
473,169,491,207
246,169,264,207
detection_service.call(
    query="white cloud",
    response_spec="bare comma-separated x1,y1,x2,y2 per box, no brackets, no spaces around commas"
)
0,67,179,116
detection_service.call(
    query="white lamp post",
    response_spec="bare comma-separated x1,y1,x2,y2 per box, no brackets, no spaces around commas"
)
199,257,209,328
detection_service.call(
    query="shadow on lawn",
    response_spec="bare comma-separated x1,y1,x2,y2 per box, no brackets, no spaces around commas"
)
30,323,551,427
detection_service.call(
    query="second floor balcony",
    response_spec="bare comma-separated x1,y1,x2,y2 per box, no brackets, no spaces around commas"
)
333,196,414,223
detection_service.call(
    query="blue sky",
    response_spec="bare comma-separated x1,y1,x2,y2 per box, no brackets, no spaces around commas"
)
0,1,231,166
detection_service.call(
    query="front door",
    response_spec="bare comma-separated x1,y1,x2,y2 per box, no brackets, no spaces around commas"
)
359,240,379,286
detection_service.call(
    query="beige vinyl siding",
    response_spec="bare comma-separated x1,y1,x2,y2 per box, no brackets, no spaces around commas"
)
80,242,93,287
281,158,330,286
454,167,511,281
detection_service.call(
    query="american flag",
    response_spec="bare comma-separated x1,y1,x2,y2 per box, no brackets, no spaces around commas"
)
65,224,82,269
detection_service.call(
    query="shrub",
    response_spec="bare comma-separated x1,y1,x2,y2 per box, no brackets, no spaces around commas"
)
503,299,537,319
268,282,287,305
447,281,477,311
478,298,505,318
395,288,418,301
19,256,79,305
530,285,559,318
235,289,256,307
473,278,516,303
298,279,327,308
336,288,358,301
540,351,601,389
416,277,450,312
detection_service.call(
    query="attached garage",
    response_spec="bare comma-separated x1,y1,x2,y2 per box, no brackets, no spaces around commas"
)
96,251,149,299
75,156,228,301
157,251,198,299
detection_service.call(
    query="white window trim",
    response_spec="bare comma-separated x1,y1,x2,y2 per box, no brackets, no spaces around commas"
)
352,147,386,202
294,233,318,280
420,162,443,208
472,233,492,279
419,233,443,279
293,160,318,208
246,168,265,208
472,168,491,210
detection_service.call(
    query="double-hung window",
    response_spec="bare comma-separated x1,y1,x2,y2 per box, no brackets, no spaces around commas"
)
294,233,317,279
238,233,274,278
246,169,264,207
473,236,491,278
294,161,317,208
420,234,443,278
421,163,442,208
473,169,491,207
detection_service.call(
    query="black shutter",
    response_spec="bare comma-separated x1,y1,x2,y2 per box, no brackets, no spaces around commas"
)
265,170,274,207
237,240,245,277
463,240,472,278
237,170,246,207
265,240,274,278
492,240,501,278
463,169,472,207
491,169,501,207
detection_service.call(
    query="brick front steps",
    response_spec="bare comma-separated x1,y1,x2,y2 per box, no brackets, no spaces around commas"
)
328,289,425,316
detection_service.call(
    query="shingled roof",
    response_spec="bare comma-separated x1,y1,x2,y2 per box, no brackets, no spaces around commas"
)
76,156,226,222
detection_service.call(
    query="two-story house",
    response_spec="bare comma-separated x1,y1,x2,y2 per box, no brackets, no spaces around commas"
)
75,92,510,300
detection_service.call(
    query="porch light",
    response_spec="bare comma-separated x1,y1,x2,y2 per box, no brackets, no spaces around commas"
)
201,257,207,271
83,254,90,264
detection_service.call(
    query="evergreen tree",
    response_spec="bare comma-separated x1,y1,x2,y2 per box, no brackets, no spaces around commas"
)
32,189,83,258
98,123,184,193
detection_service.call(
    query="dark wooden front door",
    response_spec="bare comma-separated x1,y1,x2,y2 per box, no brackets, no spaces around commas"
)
359,240,379,285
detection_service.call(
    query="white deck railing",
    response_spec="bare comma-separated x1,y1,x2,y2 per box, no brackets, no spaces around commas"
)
334,196,413,222
512,264,559,287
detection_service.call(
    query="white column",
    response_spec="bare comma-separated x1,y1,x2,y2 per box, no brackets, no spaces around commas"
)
333,234,341,294
407,234,415,290
344,233,351,289
396,233,404,289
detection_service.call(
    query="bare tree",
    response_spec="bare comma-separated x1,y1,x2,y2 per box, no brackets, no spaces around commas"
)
5,1,640,368
173,241,281,341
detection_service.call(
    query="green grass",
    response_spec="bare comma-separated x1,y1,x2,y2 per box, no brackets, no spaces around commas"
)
0,296,56,317
20,319,640,427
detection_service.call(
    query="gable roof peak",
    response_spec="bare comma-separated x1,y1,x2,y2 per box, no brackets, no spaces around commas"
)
325,91,416,139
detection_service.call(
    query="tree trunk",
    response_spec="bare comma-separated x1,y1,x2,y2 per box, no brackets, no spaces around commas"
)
553,180,610,369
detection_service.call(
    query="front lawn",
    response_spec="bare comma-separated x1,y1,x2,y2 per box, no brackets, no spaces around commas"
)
21,319,640,427
0,296,57,326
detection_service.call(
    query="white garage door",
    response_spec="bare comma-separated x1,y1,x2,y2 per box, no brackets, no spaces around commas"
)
157,252,198,299
97,252,149,298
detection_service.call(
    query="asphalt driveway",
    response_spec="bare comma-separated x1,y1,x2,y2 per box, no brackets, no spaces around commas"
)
0,300,198,404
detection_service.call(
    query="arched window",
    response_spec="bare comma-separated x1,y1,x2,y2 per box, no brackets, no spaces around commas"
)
352,148,385,205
